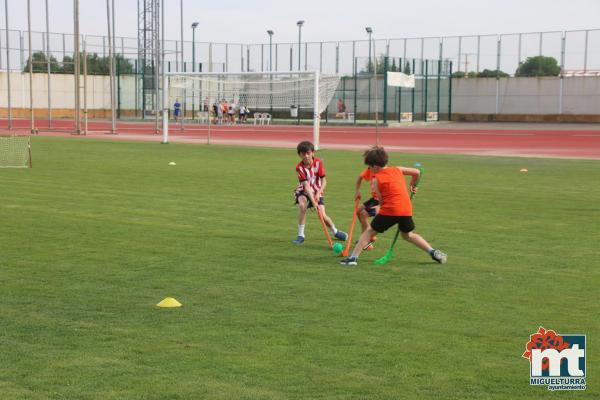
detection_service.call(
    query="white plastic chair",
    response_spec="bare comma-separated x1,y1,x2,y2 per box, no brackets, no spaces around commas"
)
253,112,262,125
196,111,209,124
263,113,272,125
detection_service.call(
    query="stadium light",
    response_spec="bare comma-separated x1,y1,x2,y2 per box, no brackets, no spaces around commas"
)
366,27,373,73
297,20,304,71
191,22,199,73
191,22,199,117
365,27,378,143
267,30,274,72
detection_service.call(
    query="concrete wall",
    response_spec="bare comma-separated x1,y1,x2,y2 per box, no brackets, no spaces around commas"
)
452,77,600,115
0,71,136,114
1,72,600,121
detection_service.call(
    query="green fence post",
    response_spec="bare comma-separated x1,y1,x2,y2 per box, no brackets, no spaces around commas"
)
424,60,428,121
354,58,357,125
398,58,402,122
411,59,415,122
448,61,453,121
383,56,388,125
117,57,121,119
134,59,139,118
437,59,441,117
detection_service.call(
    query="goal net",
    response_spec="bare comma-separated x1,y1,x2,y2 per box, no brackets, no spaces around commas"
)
162,71,340,148
0,135,32,168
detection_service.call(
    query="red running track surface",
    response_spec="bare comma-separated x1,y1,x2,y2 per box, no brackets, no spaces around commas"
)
2,118,600,159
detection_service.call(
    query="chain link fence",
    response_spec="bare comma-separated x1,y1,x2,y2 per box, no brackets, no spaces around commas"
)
1,27,599,124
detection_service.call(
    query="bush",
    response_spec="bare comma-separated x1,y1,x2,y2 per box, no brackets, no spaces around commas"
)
515,56,560,77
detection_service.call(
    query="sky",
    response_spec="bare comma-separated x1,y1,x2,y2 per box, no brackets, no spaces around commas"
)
2,0,600,45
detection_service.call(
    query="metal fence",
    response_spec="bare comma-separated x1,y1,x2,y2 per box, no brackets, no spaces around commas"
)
1,28,599,75
1,26,598,129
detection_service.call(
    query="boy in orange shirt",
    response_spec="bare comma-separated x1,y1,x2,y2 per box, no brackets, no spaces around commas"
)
341,146,447,266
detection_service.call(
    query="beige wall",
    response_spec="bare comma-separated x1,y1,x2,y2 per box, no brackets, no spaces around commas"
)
1,72,599,119
452,77,600,115
0,71,136,112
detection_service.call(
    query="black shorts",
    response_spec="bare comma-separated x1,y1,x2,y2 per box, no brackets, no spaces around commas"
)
363,198,380,217
371,215,415,234
295,192,324,208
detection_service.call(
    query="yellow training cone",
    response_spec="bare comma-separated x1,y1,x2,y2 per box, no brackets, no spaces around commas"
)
157,297,182,308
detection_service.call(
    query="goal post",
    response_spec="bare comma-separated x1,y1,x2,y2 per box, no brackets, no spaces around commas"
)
162,71,340,149
0,135,32,168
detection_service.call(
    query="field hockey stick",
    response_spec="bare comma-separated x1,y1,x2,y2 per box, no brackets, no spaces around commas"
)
374,163,425,265
310,194,334,248
374,226,401,265
341,198,360,257
410,163,425,199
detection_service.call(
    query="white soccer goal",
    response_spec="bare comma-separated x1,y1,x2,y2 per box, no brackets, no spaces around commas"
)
162,71,340,149
0,135,32,168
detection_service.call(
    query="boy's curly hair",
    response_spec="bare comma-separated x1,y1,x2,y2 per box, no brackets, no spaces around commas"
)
363,146,388,167
297,141,315,154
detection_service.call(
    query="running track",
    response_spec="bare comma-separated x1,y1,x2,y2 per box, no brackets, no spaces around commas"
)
2,119,600,159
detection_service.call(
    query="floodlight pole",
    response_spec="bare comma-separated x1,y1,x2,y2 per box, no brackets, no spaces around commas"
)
366,27,379,145
297,20,304,71
4,0,12,130
27,0,37,134
366,28,373,73
105,0,114,134
161,0,167,140
191,22,198,118
267,30,274,72
45,0,52,129
154,0,160,134
179,0,184,71
297,20,304,125
74,0,81,134
111,0,117,133
267,30,274,114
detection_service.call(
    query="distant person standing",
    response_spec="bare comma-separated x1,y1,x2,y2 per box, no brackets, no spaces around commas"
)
228,100,236,124
216,101,224,125
336,98,347,119
239,105,247,123
173,99,182,121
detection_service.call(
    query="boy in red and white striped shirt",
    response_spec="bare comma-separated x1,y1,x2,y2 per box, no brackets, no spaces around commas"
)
293,141,347,245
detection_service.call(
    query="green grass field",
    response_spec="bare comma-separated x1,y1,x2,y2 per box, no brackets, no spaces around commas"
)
1,137,598,399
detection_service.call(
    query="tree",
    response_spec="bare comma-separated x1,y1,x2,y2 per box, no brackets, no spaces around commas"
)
403,61,411,75
23,51,61,73
359,55,394,75
515,56,560,77
24,52,134,75
452,69,509,78
477,69,509,78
